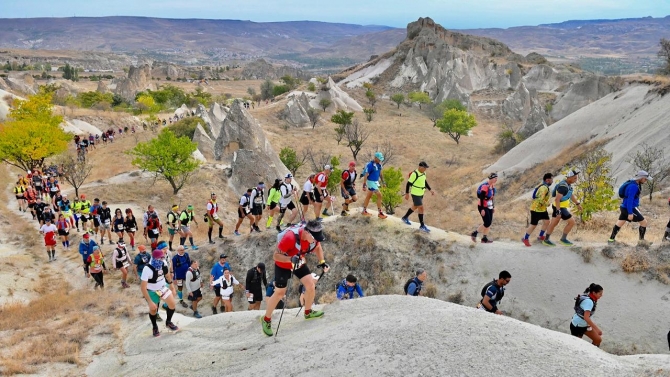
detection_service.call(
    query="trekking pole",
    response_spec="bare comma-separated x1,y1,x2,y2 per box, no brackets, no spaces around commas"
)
295,269,326,317
275,260,299,339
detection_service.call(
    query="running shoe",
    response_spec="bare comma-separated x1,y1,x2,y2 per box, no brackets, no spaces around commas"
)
401,217,411,225
212,307,217,315
322,211,331,217
218,235,225,239
208,240,216,245
559,239,574,246
261,317,273,336
377,212,388,219
180,300,188,308
470,232,477,243
194,311,202,319
536,235,546,241
607,238,615,244
419,225,430,233
341,211,348,217
191,245,199,250
153,327,160,337
304,310,324,320
362,210,371,216
481,238,493,244
522,238,531,247
156,313,163,322
276,225,282,232
166,322,179,331
542,240,556,247
233,230,241,236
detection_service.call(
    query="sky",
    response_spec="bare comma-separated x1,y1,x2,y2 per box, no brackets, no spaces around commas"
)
3,0,670,29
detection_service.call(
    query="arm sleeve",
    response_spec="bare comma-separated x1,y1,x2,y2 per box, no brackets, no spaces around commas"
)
336,285,345,300
84,257,91,273
425,181,431,191
246,269,253,289
185,271,193,293
356,284,364,298
405,181,411,194
624,184,638,213
407,282,417,296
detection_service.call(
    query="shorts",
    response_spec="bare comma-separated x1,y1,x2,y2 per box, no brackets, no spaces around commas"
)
93,218,100,227
81,215,88,223
618,207,644,222
342,187,356,200
249,290,263,303
115,260,130,269
280,202,296,213
34,186,43,193
213,286,222,297
180,225,191,234
551,205,572,221
115,228,125,234
268,202,278,210
57,229,69,236
274,264,311,289
478,206,494,228
28,202,36,209
48,191,57,198
175,279,184,288
188,289,202,301
570,323,588,338
101,223,111,230
313,188,324,203
148,289,165,305
530,210,550,226
168,227,177,235
299,192,313,206
411,194,423,207
15,195,24,200
367,180,380,192
238,208,250,219
251,204,263,216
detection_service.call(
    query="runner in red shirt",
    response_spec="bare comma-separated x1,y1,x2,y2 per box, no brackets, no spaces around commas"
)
313,165,333,219
260,220,329,336
40,218,58,262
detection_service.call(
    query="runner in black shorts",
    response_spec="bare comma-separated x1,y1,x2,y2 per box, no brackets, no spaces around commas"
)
340,162,358,216
609,171,650,244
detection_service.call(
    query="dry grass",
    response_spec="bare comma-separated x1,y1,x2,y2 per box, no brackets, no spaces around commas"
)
621,251,650,273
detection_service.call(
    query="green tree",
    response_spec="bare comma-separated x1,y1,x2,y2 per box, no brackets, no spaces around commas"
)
363,107,376,122
331,110,354,145
247,87,257,96
326,156,342,194
77,91,114,108
436,109,477,145
128,129,201,194
380,166,403,214
307,82,316,92
408,91,431,109
191,87,212,106
628,142,670,201
136,93,160,115
570,148,619,222
279,147,306,177
306,107,320,129
168,117,203,140
260,79,274,100
391,93,405,109
280,75,300,90
318,98,332,112
365,90,377,107
0,91,70,171
273,85,289,97
427,99,467,126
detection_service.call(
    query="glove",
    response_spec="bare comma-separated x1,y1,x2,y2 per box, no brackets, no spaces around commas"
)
291,255,300,265
317,260,329,270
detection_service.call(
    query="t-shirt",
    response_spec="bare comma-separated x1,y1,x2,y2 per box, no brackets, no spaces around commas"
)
134,252,151,273
267,188,281,205
210,261,231,287
530,184,551,212
483,284,504,311
141,264,167,291
206,201,218,216
279,182,295,206
40,224,57,234
364,161,382,182
276,229,315,270
303,180,314,193
172,252,191,280
210,275,239,297
239,194,251,210
315,172,328,189
571,297,594,327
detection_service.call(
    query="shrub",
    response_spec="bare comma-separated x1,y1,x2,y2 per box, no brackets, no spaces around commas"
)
168,117,202,140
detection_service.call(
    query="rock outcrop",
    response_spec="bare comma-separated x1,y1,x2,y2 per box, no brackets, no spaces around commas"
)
310,77,363,112
151,64,182,79
112,64,155,102
96,80,109,93
279,92,312,126
193,100,288,192
502,83,548,137
550,76,615,121
4,73,37,95
240,59,307,80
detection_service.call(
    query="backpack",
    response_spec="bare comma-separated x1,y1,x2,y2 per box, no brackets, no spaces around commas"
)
574,294,597,318
145,263,168,284
167,211,178,225
403,278,420,295
480,279,504,303
277,224,304,251
532,183,549,200
477,183,491,200
335,279,346,291
359,161,372,180
618,180,636,199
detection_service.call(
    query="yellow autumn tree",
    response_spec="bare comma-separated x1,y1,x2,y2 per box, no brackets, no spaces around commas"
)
0,90,71,171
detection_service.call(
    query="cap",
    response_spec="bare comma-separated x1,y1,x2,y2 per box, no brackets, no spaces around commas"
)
187,204,194,210
80,194,86,199
285,173,293,179
211,192,216,197
634,170,652,180
117,239,125,246
488,172,498,180
219,254,228,259
83,233,90,239
156,241,168,250
566,169,580,178
152,249,165,259
258,182,265,188
348,161,356,167
62,193,68,197
305,220,325,242
419,161,429,168
374,152,385,162
324,164,332,171
138,245,147,251
257,262,266,271
93,245,100,251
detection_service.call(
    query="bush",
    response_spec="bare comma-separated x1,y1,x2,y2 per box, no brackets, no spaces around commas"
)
436,109,477,144
380,166,403,214
168,117,202,140
494,125,524,153
307,82,316,92
273,85,289,97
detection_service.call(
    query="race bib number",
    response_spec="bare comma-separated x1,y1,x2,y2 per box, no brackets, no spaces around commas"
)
129,227,136,232
254,197,262,204
151,228,159,235
122,261,130,268
486,200,494,209
104,219,111,226
156,286,172,300
212,214,220,221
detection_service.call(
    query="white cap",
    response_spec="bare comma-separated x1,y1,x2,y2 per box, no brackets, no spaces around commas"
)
634,170,652,180
324,165,332,171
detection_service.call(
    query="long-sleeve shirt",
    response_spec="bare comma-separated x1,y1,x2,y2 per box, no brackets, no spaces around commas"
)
172,252,191,280
336,281,364,300
79,240,99,262
185,268,202,294
246,267,267,295
621,181,641,213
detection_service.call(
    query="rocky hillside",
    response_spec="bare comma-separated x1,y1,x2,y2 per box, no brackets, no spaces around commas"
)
338,17,618,137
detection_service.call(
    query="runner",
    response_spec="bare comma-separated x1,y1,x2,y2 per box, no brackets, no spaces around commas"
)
112,240,131,288
210,254,231,314
361,152,388,219
235,189,255,236
144,211,162,250
124,208,139,251
570,283,604,347
71,196,81,231
166,204,183,251
543,169,582,246
13,177,27,212
477,271,512,315
78,194,92,234
89,198,102,238
113,208,126,242
274,174,299,232
266,179,282,229
299,174,316,222
133,245,150,283
313,165,334,219
41,206,56,227
522,173,554,246
404,269,427,296
336,274,365,300
39,218,58,262
210,268,245,313
51,190,63,214
471,173,498,244
185,260,204,318
260,220,329,336
56,213,71,250
178,205,198,250
172,246,191,308
249,182,265,232
340,162,358,217
79,233,99,276
141,248,179,337
24,186,37,220
99,201,113,245
85,246,107,289
205,193,225,244
33,196,46,225
245,262,267,310
31,169,45,201
401,162,435,232
46,176,60,203
609,171,651,245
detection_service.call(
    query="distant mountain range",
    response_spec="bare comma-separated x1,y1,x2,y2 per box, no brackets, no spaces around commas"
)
0,16,667,71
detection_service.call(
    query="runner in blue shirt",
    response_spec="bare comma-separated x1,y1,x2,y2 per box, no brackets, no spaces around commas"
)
209,254,231,314
361,152,388,219
336,274,364,300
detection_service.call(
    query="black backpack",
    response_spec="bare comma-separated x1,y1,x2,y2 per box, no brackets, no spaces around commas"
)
480,279,504,302
403,278,421,295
